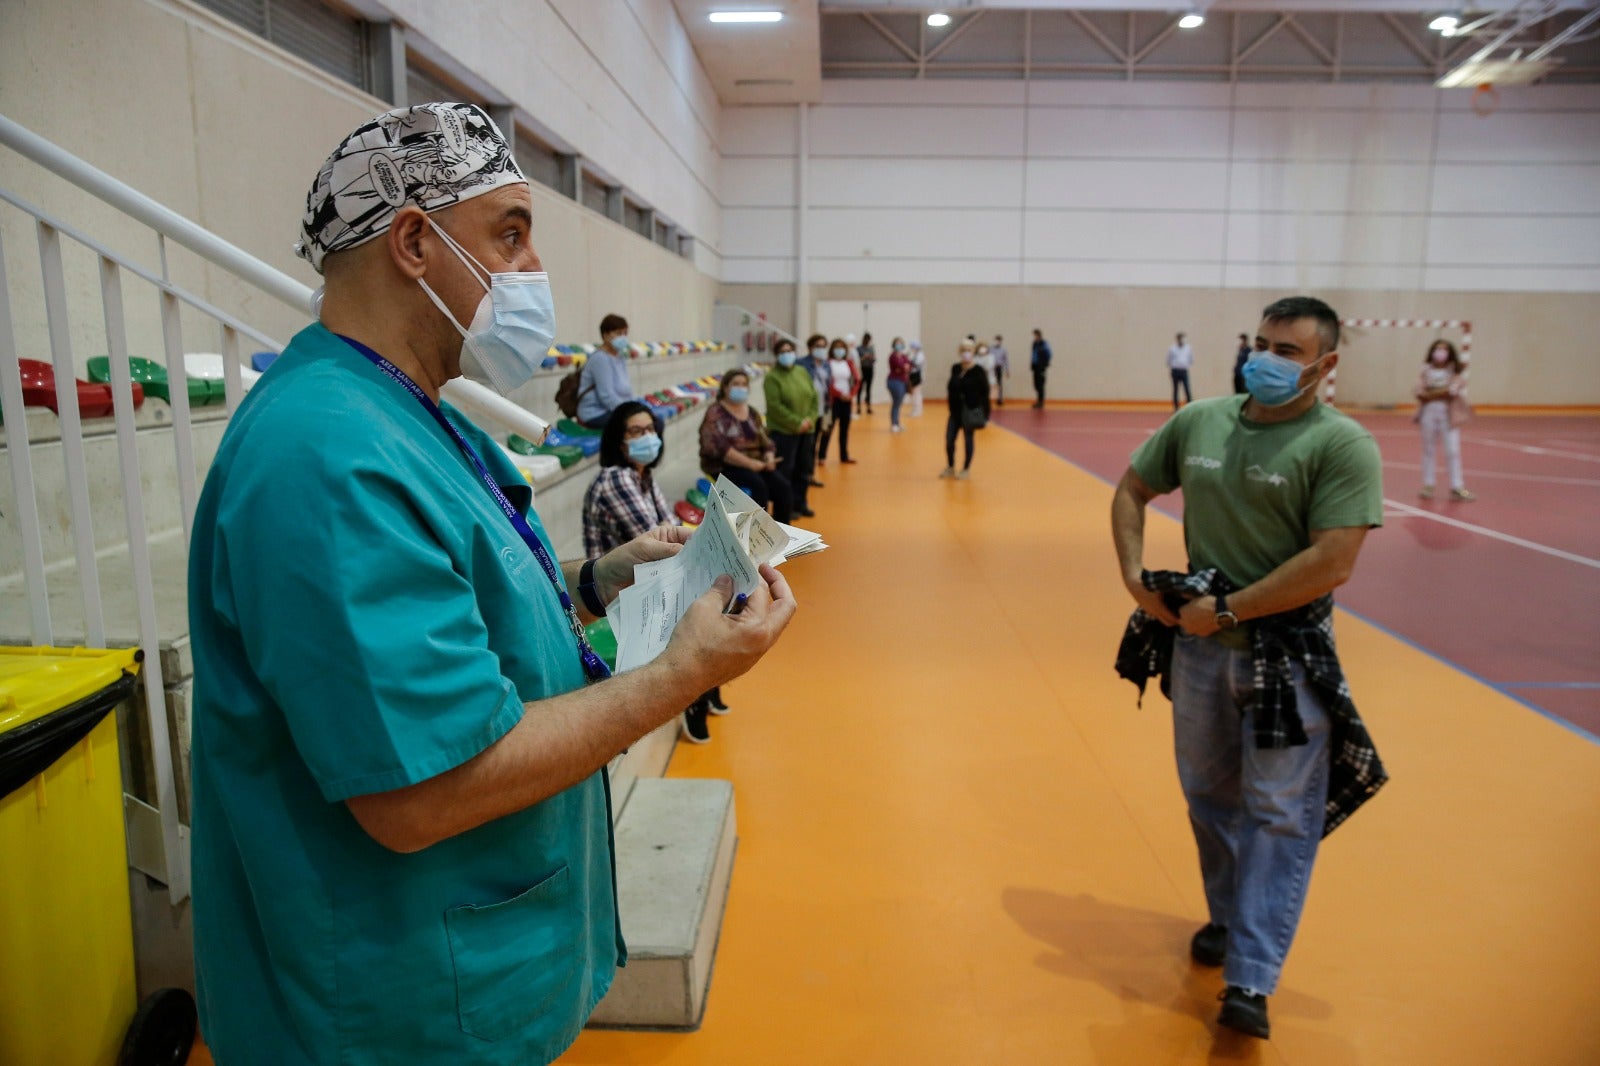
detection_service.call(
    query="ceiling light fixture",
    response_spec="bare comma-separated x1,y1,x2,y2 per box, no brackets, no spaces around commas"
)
1429,12,1461,36
927,13,951,28
1179,12,1205,29
709,11,783,23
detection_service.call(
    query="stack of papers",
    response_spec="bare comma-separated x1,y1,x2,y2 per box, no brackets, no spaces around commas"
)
611,475,828,672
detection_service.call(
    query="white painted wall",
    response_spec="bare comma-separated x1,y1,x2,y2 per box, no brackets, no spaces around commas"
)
722,80,1600,295
382,0,724,274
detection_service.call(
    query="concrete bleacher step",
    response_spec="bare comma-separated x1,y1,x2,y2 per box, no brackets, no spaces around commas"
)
588,777,737,1031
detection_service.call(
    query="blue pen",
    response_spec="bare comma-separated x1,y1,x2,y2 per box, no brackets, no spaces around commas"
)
727,593,750,616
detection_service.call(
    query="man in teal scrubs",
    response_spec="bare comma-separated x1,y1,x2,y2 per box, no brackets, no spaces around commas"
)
188,103,796,1065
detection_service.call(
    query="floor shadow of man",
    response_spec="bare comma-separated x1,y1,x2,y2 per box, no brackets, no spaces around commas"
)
1001,887,1342,1062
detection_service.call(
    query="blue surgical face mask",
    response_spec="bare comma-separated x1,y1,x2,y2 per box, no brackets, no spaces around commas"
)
418,217,555,395
809,346,826,359
777,351,797,368
1243,351,1322,407
727,385,750,404
626,432,661,465
610,335,631,356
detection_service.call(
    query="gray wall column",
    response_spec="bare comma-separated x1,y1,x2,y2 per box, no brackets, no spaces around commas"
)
366,21,407,105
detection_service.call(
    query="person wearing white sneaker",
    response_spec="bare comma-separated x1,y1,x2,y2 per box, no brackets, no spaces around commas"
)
886,338,912,432
1414,340,1475,502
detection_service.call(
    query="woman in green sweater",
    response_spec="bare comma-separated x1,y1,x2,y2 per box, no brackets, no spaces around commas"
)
763,338,820,518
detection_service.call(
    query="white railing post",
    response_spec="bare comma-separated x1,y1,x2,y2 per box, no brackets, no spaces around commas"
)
0,225,54,644
221,323,244,414
159,291,198,545
38,220,106,648
101,255,189,899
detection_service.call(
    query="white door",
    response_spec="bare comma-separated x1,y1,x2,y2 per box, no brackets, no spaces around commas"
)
814,300,922,351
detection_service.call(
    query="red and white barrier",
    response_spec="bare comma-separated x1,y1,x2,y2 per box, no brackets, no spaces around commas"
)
1326,318,1473,405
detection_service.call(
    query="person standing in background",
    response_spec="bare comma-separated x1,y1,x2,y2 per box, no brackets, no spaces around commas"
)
886,337,911,433
857,332,876,416
800,333,830,488
1030,328,1052,408
1168,331,1195,409
991,335,1010,406
941,340,990,480
817,338,860,465
1233,333,1251,395
764,338,820,518
908,341,927,418
975,340,996,403
1414,339,1476,502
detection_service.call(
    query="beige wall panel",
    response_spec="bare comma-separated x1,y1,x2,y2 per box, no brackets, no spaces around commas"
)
1,0,210,369
720,283,1600,407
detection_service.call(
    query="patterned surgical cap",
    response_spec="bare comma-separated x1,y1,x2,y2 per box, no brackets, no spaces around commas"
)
295,102,525,274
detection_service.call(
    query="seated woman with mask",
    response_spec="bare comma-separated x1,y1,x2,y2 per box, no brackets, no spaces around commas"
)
582,401,677,559
698,367,793,523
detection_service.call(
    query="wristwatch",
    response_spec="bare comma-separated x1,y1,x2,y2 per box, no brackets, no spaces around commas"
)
578,558,607,618
1215,594,1240,631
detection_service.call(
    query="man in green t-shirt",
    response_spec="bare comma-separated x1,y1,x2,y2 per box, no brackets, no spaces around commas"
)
1111,296,1383,1039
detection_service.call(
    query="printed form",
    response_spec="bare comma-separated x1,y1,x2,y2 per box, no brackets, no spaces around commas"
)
611,475,827,672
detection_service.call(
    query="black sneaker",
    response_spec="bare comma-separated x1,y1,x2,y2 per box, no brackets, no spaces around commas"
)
1217,986,1270,1039
707,687,730,717
1190,922,1227,967
681,700,711,744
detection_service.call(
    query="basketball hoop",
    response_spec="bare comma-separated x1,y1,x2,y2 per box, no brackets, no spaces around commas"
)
1470,82,1501,118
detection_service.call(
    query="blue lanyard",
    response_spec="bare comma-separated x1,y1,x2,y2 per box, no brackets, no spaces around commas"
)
339,335,611,683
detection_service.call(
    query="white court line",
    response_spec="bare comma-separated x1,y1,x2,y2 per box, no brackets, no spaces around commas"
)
1384,498,1600,570
1382,460,1600,488
1471,438,1600,464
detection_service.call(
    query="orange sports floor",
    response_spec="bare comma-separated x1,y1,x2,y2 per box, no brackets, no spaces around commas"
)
561,405,1600,1066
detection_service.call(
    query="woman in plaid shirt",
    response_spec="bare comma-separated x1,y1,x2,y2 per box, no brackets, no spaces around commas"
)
582,401,678,559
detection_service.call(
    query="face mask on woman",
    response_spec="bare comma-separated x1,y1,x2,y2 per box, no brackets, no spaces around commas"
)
626,432,661,465
1243,351,1324,407
777,350,797,368
810,346,826,359
893,342,905,352
960,351,974,364
1430,348,1450,365
610,335,631,356
727,385,750,404
831,348,847,359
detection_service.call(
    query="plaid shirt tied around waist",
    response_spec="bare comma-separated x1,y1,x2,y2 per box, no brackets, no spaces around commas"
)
1114,567,1387,837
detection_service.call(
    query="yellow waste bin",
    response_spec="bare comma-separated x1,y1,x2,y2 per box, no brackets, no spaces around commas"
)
0,646,154,1065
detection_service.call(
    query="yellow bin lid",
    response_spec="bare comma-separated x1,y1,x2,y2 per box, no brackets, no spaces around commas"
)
0,646,142,734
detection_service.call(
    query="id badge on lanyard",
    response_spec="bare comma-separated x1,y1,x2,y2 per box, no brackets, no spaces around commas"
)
339,335,611,683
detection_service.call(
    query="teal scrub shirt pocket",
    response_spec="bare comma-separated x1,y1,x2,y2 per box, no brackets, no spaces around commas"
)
445,864,581,1042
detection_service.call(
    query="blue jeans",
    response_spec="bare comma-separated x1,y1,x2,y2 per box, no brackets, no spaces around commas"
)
886,378,907,427
1171,632,1330,995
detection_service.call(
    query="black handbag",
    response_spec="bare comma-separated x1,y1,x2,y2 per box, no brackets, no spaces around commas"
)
961,402,987,430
